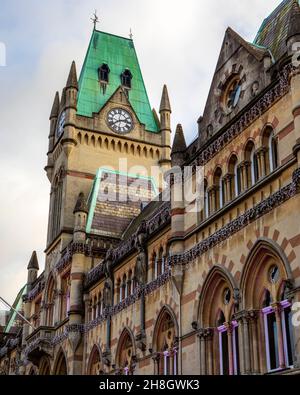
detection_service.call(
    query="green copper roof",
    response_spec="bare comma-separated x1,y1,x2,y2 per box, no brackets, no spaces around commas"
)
4,284,27,333
77,30,159,133
254,0,299,60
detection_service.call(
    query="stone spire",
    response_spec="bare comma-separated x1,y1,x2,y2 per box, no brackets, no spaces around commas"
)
73,192,88,214
49,91,60,120
66,61,78,90
172,124,186,155
27,251,39,270
60,87,66,110
287,0,300,41
159,84,171,113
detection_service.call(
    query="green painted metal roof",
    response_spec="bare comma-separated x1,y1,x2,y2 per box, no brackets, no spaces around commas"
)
254,0,299,60
77,30,159,133
4,284,27,333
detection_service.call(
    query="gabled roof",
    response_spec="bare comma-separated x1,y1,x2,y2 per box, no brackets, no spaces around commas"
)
216,27,268,72
86,168,158,238
77,30,159,133
254,0,300,60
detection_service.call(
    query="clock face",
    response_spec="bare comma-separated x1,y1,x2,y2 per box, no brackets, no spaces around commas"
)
107,108,133,134
56,111,66,138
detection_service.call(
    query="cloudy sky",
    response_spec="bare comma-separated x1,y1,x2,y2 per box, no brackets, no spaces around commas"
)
0,0,282,304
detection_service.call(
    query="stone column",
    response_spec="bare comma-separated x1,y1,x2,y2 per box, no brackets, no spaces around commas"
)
198,330,206,375
206,329,214,375
208,186,216,213
222,176,229,204
235,315,246,374
249,310,260,374
256,148,267,179
239,163,246,192
235,311,251,374
226,324,234,375
152,353,160,375
242,313,251,374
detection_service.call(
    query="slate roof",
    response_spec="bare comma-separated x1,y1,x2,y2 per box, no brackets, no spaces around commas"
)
254,0,300,60
86,169,158,238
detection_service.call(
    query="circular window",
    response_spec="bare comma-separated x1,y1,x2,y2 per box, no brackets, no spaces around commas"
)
223,288,231,305
269,265,280,284
222,76,242,113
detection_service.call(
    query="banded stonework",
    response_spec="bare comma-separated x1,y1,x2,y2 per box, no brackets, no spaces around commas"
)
1,0,300,376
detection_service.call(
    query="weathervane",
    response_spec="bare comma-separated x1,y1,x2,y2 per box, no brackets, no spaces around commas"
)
129,28,133,40
91,10,99,30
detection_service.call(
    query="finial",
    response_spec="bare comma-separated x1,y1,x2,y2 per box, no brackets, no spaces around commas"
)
91,10,99,30
129,28,133,40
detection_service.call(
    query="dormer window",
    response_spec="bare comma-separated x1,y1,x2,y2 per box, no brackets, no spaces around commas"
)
121,69,132,89
98,63,110,83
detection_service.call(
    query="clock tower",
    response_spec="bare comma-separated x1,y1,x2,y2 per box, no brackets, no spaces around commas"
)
44,29,172,265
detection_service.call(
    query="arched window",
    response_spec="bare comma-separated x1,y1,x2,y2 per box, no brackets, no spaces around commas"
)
117,331,135,375
46,276,55,326
245,141,258,188
228,155,240,200
93,296,97,320
97,292,102,317
128,270,133,295
203,179,209,218
158,248,164,277
153,253,158,280
39,357,51,375
213,168,224,210
156,310,178,375
98,63,110,83
121,69,132,89
88,346,103,375
54,351,68,375
250,147,259,185
262,127,278,174
262,287,294,372
199,269,240,375
60,274,70,321
269,132,278,172
49,170,64,243
242,243,295,374
123,274,127,299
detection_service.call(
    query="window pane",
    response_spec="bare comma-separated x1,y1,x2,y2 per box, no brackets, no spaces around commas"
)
221,331,229,375
267,312,279,370
284,308,294,366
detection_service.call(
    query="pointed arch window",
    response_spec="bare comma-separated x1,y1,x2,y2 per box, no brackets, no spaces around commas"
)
269,132,278,172
98,64,110,83
204,179,209,218
121,69,132,89
228,155,240,200
250,147,259,185
117,332,134,375
49,169,64,243
213,168,224,210
245,142,258,188
156,312,178,375
262,293,294,372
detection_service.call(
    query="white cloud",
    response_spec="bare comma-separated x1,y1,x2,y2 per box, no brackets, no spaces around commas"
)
0,0,282,303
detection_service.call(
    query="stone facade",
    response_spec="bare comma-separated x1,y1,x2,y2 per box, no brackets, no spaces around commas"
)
1,0,300,376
